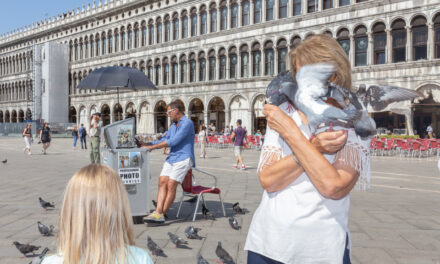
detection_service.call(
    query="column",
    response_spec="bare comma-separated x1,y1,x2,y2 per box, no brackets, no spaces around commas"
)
428,22,434,60
216,56,220,80
250,0,255,24
274,0,279,19
350,0,356,4
261,0,266,22
287,0,292,17
207,10,212,33
226,55,230,79
302,0,307,14
186,61,191,83
238,3,243,27
317,0,323,12
367,32,373,65
274,48,279,75
334,0,339,8
225,109,230,128
406,26,412,61
217,10,221,32
386,29,392,63
349,35,355,67
405,111,414,135
204,111,208,126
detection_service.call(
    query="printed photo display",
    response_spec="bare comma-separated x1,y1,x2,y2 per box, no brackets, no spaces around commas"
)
118,152,141,184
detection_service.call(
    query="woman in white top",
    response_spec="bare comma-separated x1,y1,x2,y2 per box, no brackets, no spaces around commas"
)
245,35,371,264
42,164,153,264
198,125,207,158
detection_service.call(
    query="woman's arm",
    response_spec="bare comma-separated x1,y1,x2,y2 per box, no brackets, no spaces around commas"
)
262,104,359,199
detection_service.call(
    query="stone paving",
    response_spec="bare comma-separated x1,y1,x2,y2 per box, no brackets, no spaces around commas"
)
0,137,440,264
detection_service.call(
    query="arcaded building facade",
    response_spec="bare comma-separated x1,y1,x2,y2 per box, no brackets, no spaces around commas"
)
1,0,440,136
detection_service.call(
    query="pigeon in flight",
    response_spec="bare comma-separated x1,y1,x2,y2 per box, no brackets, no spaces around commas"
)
1,159,6,164
232,202,248,215
13,241,40,257
197,253,210,264
147,236,165,256
29,247,49,264
168,232,188,248
37,221,54,236
184,226,202,239
228,217,240,230
215,242,235,264
202,203,215,220
39,197,55,210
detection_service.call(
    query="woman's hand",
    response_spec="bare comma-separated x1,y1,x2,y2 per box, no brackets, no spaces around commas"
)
311,130,348,154
262,104,296,138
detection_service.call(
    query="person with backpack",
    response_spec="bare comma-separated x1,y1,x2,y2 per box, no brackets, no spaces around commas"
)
78,123,87,150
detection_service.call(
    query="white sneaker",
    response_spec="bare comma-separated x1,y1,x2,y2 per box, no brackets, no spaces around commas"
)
28,151,32,155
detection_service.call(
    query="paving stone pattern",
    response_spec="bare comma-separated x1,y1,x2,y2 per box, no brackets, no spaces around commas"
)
0,137,439,264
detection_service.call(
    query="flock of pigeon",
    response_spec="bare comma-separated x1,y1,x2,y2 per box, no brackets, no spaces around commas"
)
147,200,248,264
12,197,55,264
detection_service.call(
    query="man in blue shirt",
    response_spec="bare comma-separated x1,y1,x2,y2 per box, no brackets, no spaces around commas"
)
142,101,195,223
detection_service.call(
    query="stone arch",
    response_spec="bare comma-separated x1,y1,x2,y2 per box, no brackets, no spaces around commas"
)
113,103,123,122
125,102,136,119
5,110,10,123
11,110,17,123
188,97,205,133
412,84,440,137
78,105,88,127
18,109,24,123
138,101,152,134
154,100,168,133
229,94,249,130
101,104,111,126
207,96,225,132
251,94,267,134
69,106,77,123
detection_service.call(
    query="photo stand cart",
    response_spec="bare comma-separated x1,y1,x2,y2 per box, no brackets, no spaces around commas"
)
101,118,150,224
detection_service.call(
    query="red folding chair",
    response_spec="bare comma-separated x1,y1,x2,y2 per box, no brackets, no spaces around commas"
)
176,168,226,221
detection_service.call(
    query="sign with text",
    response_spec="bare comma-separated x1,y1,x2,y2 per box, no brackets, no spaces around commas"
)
118,168,141,185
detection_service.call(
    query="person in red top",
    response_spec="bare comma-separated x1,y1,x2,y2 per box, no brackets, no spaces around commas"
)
231,119,248,170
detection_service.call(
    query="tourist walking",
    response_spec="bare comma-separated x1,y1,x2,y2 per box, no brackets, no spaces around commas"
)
231,119,248,170
22,123,33,155
72,125,79,150
88,113,102,164
198,124,207,158
40,123,51,155
142,101,195,223
78,123,87,150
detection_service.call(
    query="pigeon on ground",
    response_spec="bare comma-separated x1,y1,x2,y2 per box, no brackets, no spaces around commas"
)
228,217,240,230
184,226,202,239
1,159,7,164
167,232,188,248
147,236,165,256
29,247,49,264
197,253,210,264
232,202,248,215
39,197,55,210
215,242,234,264
37,221,54,236
202,203,215,220
13,241,40,257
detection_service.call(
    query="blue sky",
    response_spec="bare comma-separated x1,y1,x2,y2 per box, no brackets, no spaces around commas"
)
0,0,92,35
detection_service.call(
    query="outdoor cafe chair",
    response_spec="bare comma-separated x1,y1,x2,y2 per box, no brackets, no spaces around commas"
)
175,168,226,222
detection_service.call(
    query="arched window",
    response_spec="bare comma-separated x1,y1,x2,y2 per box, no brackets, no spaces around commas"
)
127,26,133,50
200,7,207,35
264,41,274,76
242,1,250,26
147,60,153,81
340,0,350,6
199,52,206,81
254,0,262,24
79,39,84,59
308,0,317,13
434,14,440,58
173,14,179,40
140,61,146,74
209,50,216,80
101,33,106,55
141,22,147,46
412,16,428,60
219,48,226,79
252,42,261,76
354,25,368,66
164,17,171,42
163,58,169,85
293,0,301,16
279,0,288,19
191,9,197,36
241,45,249,78
189,53,196,82
290,36,301,50
134,24,140,48
180,55,187,83
391,19,406,62
155,59,161,86
157,18,163,44
373,22,386,64
95,34,100,56
74,40,78,60
229,46,237,78
182,11,188,38
108,32,113,54
121,28,126,51
337,28,350,55
114,30,119,52
277,39,288,72
90,36,95,57
323,0,333,9
85,37,89,58
220,1,228,31
148,20,154,45
231,2,239,29
266,0,274,21
210,4,217,33
171,56,178,84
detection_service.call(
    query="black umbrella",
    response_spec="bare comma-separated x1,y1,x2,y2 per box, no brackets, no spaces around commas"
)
76,66,156,105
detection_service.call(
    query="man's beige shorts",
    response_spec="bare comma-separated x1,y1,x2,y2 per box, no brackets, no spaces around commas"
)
234,146,243,157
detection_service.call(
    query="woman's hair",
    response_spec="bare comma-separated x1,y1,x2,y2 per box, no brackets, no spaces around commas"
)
289,34,352,90
58,164,135,264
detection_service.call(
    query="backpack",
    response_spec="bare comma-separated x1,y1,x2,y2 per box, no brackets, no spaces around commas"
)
81,128,87,137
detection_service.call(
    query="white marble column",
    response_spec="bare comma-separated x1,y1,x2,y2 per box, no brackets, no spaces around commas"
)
367,32,373,65
428,22,434,60
317,0,323,11
274,0,279,19
386,29,392,63
334,0,339,8
406,26,412,61
216,56,220,80
349,35,355,67
302,0,307,14
250,0,255,24
238,3,243,27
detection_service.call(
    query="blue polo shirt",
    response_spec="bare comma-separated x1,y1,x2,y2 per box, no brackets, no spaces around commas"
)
152,115,195,167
